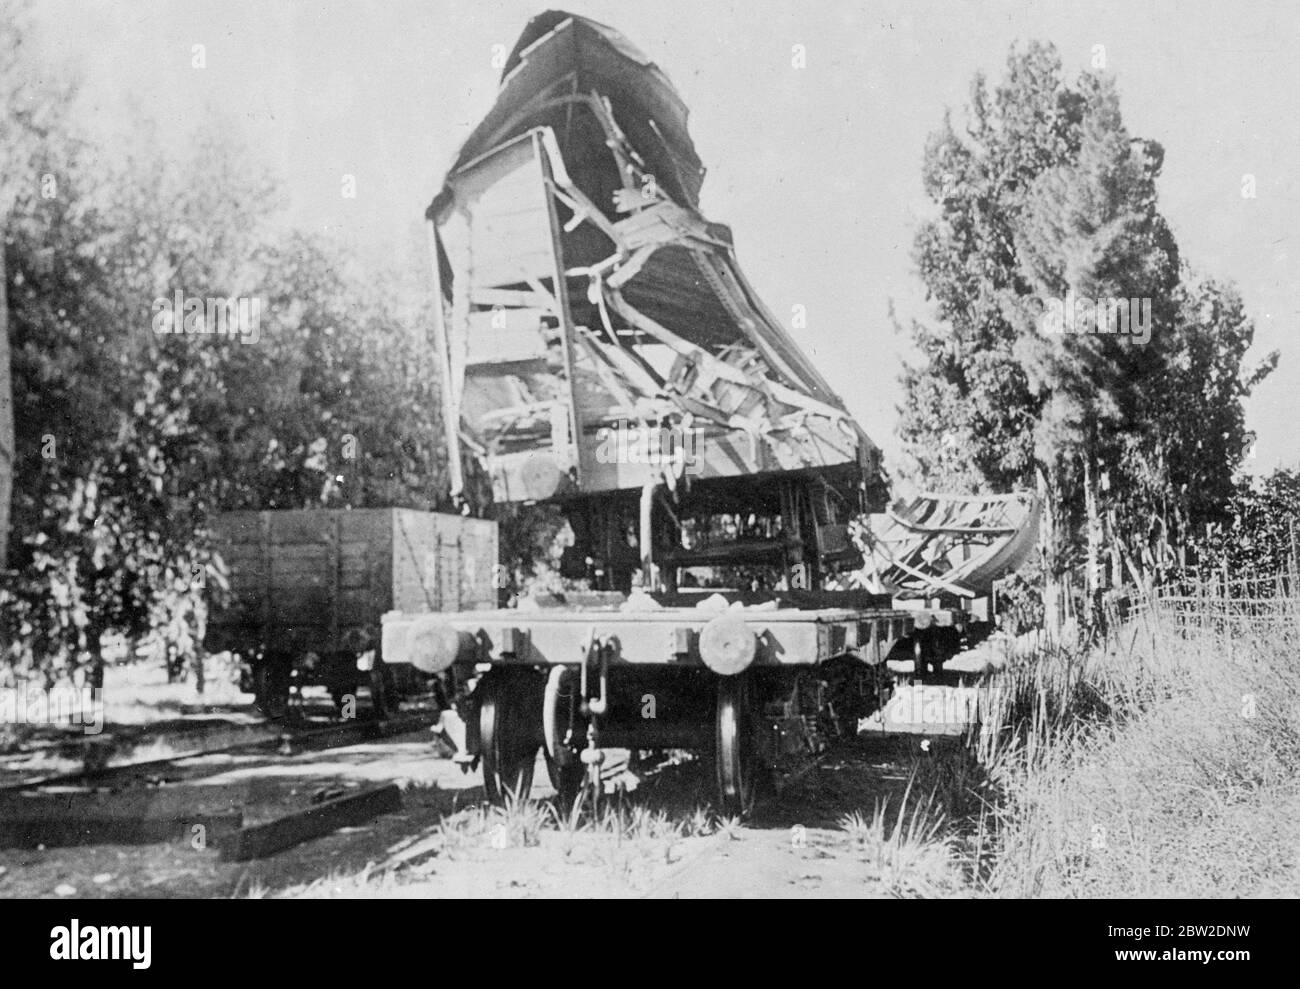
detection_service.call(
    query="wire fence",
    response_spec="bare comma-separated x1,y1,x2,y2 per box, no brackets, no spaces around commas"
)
1126,566,1300,641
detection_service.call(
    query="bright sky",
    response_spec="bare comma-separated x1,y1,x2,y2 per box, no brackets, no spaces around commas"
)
29,0,1300,478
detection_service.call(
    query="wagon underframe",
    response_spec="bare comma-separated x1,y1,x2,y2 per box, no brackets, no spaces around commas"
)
386,603,964,815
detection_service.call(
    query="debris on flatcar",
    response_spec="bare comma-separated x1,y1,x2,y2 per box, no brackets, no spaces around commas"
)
853,491,1041,601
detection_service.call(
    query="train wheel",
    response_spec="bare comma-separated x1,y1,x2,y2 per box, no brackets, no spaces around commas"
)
368,656,400,719
542,666,587,807
715,672,760,818
253,653,292,720
478,670,543,804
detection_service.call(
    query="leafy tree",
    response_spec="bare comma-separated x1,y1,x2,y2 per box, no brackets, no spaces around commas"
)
0,1,69,572
1113,275,1275,578
1009,74,1179,611
1190,467,1300,582
900,44,1273,634
204,232,448,513
1,112,245,682
1,96,449,683
900,43,1083,494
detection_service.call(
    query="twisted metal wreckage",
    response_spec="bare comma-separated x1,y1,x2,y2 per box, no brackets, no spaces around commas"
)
854,491,1042,601
424,10,884,592
382,11,1038,813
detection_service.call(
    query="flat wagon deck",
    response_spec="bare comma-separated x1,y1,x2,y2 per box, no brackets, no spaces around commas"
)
387,603,931,670
384,597,965,814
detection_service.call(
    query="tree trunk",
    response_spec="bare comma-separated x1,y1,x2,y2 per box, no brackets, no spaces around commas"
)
1104,468,1123,591
1083,454,1104,610
0,220,11,572
1037,464,1063,642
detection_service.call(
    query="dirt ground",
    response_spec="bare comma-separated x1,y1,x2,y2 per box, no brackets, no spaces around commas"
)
0,657,985,899
0,718,969,899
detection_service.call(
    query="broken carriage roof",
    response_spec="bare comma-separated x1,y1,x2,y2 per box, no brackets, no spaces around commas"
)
428,10,705,216
856,491,1042,599
426,10,870,437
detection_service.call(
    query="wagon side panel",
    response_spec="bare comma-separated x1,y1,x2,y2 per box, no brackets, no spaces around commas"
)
391,509,443,615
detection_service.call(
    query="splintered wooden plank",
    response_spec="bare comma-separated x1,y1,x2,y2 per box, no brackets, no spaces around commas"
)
218,784,402,862
469,287,555,310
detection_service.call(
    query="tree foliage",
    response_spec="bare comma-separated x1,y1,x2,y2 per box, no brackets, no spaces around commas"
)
1191,468,1300,581
899,43,1274,623
0,56,447,680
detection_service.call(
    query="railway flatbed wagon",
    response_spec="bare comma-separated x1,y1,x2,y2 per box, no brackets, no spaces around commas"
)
383,597,963,814
399,12,992,814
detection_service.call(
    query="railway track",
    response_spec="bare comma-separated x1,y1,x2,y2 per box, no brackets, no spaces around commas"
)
0,680,967,869
0,702,446,860
0,705,443,793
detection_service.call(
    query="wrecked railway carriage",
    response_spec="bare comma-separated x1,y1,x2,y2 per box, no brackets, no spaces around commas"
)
383,11,975,814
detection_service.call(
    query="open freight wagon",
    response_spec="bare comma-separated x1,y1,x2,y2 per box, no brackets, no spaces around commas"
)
206,508,497,719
